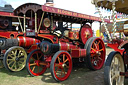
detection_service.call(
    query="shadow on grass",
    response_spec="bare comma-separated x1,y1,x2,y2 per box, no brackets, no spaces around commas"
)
0,67,30,77
40,62,91,84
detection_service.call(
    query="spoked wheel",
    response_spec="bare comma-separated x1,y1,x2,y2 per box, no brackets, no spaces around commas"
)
3,46,27,72
26,49,47,76
50,51,72,82
85,37,105,70
104,51,125,85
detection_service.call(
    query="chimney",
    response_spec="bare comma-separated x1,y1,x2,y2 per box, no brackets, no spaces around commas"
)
45,0,54,6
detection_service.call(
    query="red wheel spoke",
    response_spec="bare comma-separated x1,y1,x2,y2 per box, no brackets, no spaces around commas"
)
91,54,97,57
99,49,104,52
30,63,36,66
94,42,98,50
91,58,94,64
60,70,63,77
64,58,68,63
63,54,65,62
98,57,102,61
38,55,42,60
32,66,36,72
31,57,36,61
36,53,39,60
55,63,61,67
91,48,96,51
58,57,61,64
55,67,59,73
97,41,100,45
66,65,69,68
62,69,66,75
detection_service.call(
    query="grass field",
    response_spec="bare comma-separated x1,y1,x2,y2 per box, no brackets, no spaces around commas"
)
0,48,128,85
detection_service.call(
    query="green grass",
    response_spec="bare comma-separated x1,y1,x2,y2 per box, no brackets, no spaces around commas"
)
0,48,128,85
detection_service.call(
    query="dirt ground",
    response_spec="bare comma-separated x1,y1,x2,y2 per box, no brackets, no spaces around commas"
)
0,47,128,85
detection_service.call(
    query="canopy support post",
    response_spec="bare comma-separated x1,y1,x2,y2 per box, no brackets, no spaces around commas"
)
18,17,23,32
24,15,26,33
38,12,45,33
35,12,37,33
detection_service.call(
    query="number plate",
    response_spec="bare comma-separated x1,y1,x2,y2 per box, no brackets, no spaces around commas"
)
26,32,35,36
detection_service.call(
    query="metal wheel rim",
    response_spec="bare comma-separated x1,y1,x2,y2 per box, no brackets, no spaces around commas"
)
28,50,46,76
110,54,124,85
53,52,72,81
90,38,105,69
7,48,27,71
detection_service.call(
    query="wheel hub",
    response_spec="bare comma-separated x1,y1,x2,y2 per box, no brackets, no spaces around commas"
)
96,51,101,56
94,61,97,66
35,60,40,66
15,57,20,61
62,63,66,68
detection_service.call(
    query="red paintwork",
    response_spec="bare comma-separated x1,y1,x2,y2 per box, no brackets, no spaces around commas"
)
38,34,58,44
71,49,86,58
59,42,79,51
107,43,124,55
42,5,110,23
0,31,23,38
0,11,14,17
80,24,93,44
18,36,40,48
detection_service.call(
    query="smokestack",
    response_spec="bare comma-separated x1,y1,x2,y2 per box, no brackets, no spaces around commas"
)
45,0,54,6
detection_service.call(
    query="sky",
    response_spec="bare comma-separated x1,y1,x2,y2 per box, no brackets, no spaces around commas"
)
0,0,96,16
0,0,100,32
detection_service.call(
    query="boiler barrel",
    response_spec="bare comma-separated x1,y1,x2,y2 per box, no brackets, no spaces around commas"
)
0,37,40,50
17,36,40,48
40,41,78,55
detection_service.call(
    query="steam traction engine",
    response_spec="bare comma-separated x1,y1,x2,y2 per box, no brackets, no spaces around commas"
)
12,3,109,81
0,4,40,71
92,0,128,85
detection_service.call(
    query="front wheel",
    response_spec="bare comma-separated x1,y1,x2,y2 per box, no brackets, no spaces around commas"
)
104,51,125,85
26,49,47,76
50,51,72,82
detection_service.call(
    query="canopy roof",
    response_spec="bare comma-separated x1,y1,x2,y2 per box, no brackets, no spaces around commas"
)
14,3,110,23
92,0,128,14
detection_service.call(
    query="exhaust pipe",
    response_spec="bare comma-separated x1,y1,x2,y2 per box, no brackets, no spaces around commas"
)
45,0,54,6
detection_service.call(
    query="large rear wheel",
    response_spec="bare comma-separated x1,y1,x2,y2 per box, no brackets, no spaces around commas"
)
50,51,72,82
104,51,125,85
85,37,106,70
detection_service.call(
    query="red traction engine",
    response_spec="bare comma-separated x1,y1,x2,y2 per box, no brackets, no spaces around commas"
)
0,5,40,72
18,3,107,81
